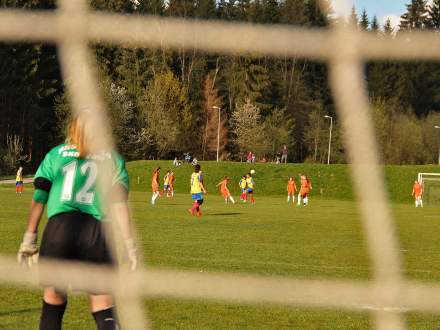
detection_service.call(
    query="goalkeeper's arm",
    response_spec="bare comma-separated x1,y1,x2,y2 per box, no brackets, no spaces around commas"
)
18,200,45,266
111,183,138,271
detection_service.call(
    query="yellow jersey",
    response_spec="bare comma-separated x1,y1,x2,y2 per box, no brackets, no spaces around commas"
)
239,178,247,189
191,172,202,194
16,169,23,182
164,174,170,185
246,177,254,189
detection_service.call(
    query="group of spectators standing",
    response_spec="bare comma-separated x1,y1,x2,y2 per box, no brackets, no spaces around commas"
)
246,145,289,164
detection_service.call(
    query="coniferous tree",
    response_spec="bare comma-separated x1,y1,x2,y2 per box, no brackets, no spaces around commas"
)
349,6,358,28
370,15,379,32
400,0,429,31
383,18,394,35
428,0,440,29
359,9,369,30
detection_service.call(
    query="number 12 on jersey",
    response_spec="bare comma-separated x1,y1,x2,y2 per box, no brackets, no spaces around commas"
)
61,160,98,204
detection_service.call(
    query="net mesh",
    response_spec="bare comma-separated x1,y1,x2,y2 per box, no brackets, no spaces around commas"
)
0,0,437,329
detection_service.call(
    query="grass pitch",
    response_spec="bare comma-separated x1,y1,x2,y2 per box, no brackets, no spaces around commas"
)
1,184,440,329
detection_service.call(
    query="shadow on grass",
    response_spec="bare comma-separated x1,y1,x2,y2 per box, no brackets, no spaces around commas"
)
210,212,242,216
0,307,40,316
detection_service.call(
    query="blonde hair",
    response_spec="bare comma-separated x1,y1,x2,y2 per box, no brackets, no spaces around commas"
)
67,115,88,158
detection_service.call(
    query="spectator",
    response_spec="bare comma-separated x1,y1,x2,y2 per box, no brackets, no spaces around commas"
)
247,151,253,163
173,157,181,167
281,145,288,163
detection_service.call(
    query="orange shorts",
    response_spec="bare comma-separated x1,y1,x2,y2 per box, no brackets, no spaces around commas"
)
221,189,230,198
152,184,159,193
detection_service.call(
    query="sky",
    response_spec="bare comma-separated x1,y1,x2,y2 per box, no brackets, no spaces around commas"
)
331,0,415,29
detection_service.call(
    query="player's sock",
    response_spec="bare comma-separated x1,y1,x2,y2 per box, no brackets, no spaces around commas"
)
225,198,228,204
420,200,423,207
93,307,118,330
287,196,290,202
415,200,418,207
304,197,308,205
40,300,67,330
297,195,301,205
292,195,295,203
229,196,235,204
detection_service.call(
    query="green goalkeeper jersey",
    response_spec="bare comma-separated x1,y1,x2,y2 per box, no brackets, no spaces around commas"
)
33,144,129,220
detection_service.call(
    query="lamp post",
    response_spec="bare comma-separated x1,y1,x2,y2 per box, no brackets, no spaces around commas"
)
213,106,221,162
435,125,440,165
324,115,333,165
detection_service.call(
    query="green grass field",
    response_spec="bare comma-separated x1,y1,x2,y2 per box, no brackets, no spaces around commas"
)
2,162,440,328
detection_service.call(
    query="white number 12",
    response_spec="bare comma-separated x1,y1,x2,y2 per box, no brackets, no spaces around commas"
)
61,160,98,204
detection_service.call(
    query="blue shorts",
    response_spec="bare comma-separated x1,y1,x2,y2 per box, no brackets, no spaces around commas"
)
164,185,170,190
16,181,23,186
241,188,246,193
247,188,253,194
191,193,203,201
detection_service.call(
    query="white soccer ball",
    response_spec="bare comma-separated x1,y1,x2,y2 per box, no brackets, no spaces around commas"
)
250,169,256,175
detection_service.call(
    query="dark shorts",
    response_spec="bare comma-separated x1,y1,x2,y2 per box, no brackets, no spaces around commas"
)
15,181,23,186
40,212,114,266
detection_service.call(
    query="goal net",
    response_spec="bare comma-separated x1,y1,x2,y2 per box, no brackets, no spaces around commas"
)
1,1,440,330
418,173,440,205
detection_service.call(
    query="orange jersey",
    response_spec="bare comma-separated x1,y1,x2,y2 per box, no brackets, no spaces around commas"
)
287,180,297,193
412,183,423,197
218,179,230,197
169,175,175,186
152,171,160,192
300,176,311,195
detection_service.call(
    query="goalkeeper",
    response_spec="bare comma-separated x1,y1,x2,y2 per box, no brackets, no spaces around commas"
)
17,114,137,330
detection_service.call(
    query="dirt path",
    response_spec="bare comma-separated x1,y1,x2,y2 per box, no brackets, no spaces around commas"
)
0,177,34,184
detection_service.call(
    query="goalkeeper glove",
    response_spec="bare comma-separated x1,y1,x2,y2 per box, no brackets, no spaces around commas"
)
17,231,39,267
124,238,137,271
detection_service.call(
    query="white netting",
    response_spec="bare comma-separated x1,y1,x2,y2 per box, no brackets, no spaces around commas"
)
1,0,438,329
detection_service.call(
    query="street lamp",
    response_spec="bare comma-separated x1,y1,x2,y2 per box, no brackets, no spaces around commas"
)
324,115,333,165
213,106,221,162
435,125,440,165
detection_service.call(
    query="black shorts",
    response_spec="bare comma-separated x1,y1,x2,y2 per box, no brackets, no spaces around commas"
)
40,212,114,266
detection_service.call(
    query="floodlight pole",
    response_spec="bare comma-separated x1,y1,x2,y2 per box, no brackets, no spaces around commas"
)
324,115,333,165
435,125,440,165
213,106,221,162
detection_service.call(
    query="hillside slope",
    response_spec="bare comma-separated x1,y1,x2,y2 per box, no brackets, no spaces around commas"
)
127,161,440,203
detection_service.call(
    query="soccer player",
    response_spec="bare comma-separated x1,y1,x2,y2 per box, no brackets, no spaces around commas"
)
188,164,207,217
17,114,137,330
168,171,175,197
15,166,23,194
216,177,235,204
151,166,161,205
297,173,305,205
246,173,255,204
239,175,247,202
163,170,171,197
287,177,297,203
412,180,423,208
299,174,312,206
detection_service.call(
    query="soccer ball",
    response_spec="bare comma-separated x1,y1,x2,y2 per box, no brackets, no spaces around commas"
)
250,169,256,175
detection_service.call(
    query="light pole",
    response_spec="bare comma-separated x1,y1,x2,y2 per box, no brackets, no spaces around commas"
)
213,106,221,162
435,125,440,165
324,115,333,165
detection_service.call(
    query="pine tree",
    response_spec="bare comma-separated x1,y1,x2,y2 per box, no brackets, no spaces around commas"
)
349,6,358,28
359,9,369,30
201,75,227,160
370,15,379,32
383,18,394,35
279,0,307,26
428,0,440,29
400,0,429,31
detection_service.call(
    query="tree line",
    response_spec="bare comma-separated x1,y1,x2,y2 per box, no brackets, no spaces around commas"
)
1,0,440,175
